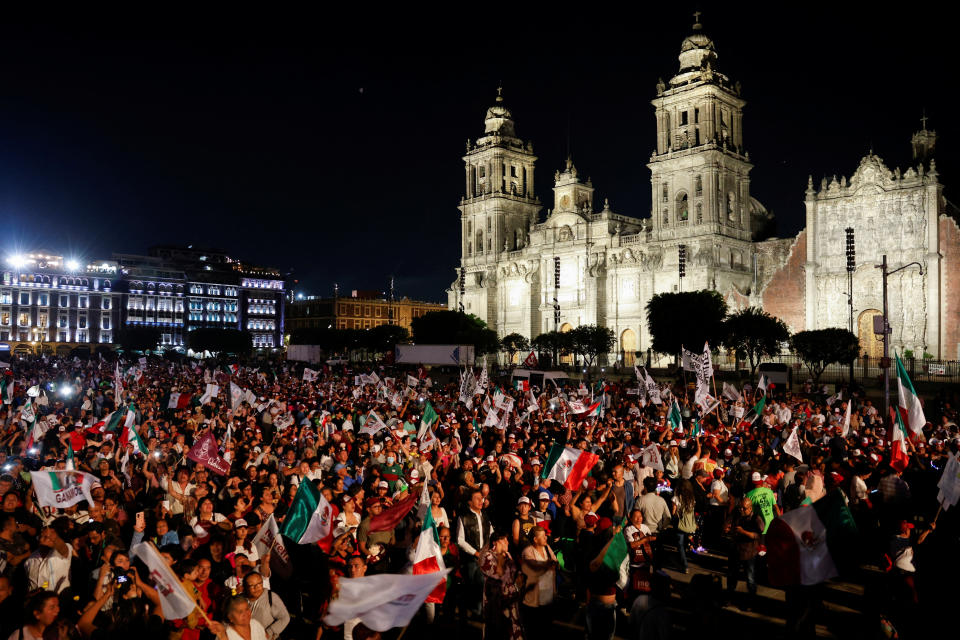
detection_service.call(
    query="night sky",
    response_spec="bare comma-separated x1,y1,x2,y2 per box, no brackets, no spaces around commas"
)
0,7,954,303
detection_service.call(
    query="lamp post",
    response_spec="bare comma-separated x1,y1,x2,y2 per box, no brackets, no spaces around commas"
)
678,244,686,292
876,254,923,422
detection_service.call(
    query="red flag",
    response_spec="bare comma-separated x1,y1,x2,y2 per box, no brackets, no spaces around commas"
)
186,432,231,476
369,492,420,532
522,351,539,368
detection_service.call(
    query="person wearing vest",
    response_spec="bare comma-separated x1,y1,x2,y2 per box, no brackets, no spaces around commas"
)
456,489,492,620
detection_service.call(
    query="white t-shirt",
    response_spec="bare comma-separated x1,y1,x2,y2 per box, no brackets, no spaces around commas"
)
681,456,699,480
226,619,267,640
25,544,74,593
8,628,43,640
709,480,729,506
624,524,652,567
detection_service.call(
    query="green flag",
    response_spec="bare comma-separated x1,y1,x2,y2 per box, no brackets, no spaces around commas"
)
668,399,683,430
749,395,767,423
602,528,630,589
419,401,438,437
66,442,75,470
281,480,321,543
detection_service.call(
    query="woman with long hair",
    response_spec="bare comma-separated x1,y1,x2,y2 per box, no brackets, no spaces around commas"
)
478,531,525,640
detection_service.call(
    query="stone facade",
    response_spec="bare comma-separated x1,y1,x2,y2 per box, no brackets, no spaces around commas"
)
448,19,960,362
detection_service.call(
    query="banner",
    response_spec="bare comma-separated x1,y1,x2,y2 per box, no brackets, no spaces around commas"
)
360,411,388,436
186,432,231,475
641,368,662,404
199,383,220,405
230,382,244,411
251,514,292,578
640,443,664,471
31,470,98,508
131,542,198,620
522,351,539,368
303,368,319,382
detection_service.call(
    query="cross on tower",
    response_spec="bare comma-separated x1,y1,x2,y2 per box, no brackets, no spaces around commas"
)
693,11,702,28
920,111,928,131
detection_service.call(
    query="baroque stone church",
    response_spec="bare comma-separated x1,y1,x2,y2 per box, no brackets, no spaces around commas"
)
447,18,959,364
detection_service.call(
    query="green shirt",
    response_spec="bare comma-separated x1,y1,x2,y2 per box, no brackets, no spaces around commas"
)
745,486,777,533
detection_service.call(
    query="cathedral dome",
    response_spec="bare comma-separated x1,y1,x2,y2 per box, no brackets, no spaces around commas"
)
678,20,717,73
483,88,516,137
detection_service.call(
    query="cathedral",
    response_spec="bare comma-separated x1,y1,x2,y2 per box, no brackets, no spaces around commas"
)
447,18,959,364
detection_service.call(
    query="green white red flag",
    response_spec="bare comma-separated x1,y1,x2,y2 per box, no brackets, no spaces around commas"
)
895,354,926,435
542,444,599,490
412,503,446,603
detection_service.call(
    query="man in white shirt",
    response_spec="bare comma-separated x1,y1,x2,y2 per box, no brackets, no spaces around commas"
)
25,524,73,593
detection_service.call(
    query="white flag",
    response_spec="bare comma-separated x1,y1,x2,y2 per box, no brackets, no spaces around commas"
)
30,470,98,509
244,389,257,406
199,383,220,405
27,385,41,398
483,409,500,427
131,543,198,619
303,368,319,382
784,427,803,462
937,453,960,510
360,411,388,436
758,374,770,395
167,392,182,409
640,443,664,471
722,382,741,402
419,426,438,452
841,400,852,437
324,570,450,631
138,357,148,368
230,382,244,410
251,514,292,569
407,375,419,387
642,369,662,405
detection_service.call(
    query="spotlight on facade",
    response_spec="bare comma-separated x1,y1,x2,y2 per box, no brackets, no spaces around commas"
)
7,255,25,268
66,259,80,271
296,293,304,300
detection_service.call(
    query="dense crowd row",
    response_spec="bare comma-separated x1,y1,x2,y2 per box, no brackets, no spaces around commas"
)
0,356,955,640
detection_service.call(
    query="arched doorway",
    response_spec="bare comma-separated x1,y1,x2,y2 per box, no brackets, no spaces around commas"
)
621,328,637,366
858,309,884,358
559,323,573,365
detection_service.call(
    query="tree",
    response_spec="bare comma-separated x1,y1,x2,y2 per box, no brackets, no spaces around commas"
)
532,331,573,369
791,328,860,384
723,307,791,375
410,311,500,356
500,333,530,364
187,328,253,356
365,324,410,354
116,327,161,353
645,290,728,357
569,325,616,371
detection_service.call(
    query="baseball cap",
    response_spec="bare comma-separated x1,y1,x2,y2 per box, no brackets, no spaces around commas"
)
234,519,248,528
378,480,389,489
583,512,599,526
365,497,381,508
538,492,550,501
751,471,762,482
669,440,678,447
517,496,531,505
531,458,541,466
485,455,495,462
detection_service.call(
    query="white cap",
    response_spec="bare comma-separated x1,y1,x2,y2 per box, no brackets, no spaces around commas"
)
517,496,531,505
485,455,495,462
378,480,389,488
751,471,762,482
538,492,550,500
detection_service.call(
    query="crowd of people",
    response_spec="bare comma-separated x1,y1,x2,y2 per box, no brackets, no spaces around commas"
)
0,354,955,640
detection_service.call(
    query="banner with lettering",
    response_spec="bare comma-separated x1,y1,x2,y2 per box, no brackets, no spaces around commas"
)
31,470,98,508
186,432,231,476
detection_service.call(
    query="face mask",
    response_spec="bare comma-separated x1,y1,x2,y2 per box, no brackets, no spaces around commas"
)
386,457,396,465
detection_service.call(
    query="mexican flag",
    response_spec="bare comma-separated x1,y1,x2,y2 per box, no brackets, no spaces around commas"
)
583,400,602,418
766,490,857,587
66,442,75,470
667,399,683,430
0,376,13,405
747,394,766,424
514,379,529,392
281,480,322,543
300,490,336,551
542,444,599,490
123,403,138,429
895,354,926,435
890,407,910,473
120,421,147,455
418,400,438,439
601,527,630,589
98,409,125,434
167,392,193,410
412,504,446,603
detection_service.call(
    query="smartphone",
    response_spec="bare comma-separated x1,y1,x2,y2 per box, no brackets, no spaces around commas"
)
116,575,129,584
136,512,145,529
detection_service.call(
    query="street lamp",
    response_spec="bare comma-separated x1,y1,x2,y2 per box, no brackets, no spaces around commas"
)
845,228,855,382
876,254,923,422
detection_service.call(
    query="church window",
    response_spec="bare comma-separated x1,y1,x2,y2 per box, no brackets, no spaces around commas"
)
487,217,491,231
695,128,700,145
510,165,517,177
676,192,689,221
479,166,485,178
696,203,703,224
477,232,483,253
467,242,472,256
662,184,669,202
727,192,736,221
663,208,669,225
681,111,689,125
695,176,703,196
487,237,492,252
468,220,472,234
695,108,700,124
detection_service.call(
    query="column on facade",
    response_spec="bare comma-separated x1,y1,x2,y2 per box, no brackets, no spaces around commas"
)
804,195,818,330
527,162,534,200
925,183,942,357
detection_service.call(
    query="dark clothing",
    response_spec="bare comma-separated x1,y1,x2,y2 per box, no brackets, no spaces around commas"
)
730,512,764,560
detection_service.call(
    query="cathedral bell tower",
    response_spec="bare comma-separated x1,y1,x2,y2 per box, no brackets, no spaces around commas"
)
647,14,757,243
456,89,542,328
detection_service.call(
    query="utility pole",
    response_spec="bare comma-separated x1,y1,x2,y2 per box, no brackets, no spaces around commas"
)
458,268,465,313
876,254,923,422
